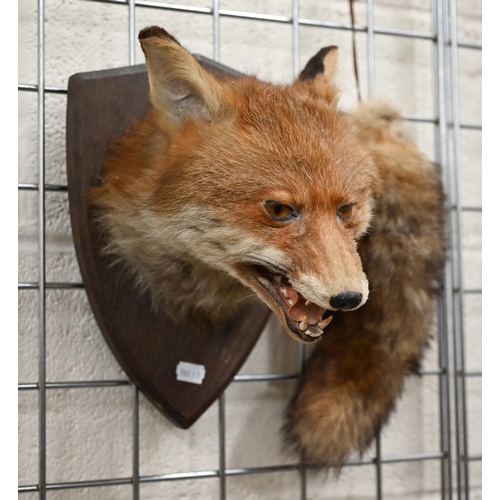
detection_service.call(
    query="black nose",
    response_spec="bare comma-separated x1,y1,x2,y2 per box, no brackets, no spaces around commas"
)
329,291,363,311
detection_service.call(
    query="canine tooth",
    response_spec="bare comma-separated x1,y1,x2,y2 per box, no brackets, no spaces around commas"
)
318,315,333,329
276,275,282,285
299,318,308,331
288,298,293,306
281,287,289,298
305,299,311,306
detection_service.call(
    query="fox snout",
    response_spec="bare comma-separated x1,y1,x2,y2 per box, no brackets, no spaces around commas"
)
238,239,370,344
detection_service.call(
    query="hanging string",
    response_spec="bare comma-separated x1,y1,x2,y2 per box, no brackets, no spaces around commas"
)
349,0,362,102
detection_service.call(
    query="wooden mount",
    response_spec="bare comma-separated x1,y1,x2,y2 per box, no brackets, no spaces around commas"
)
66,58,270,428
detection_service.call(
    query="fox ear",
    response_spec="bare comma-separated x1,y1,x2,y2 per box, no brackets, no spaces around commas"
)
139,26,226,126
295,46,339,101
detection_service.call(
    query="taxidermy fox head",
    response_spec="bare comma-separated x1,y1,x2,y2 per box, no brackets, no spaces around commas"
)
92,26,380,344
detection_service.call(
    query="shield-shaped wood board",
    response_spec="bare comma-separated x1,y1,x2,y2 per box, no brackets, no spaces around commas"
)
66,57,271,429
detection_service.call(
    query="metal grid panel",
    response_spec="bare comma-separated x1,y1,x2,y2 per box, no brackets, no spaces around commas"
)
18,0,482,498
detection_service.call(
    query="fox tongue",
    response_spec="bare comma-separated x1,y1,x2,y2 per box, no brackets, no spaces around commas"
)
284,287,324,325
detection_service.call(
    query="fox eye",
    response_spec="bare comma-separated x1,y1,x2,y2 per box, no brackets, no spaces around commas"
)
264,201,298,221
337,204,353,221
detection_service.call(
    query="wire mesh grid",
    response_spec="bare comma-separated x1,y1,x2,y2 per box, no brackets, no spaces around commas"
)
18,0,482,498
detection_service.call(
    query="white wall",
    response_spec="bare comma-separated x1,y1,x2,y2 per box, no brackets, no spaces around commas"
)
18,1,482,499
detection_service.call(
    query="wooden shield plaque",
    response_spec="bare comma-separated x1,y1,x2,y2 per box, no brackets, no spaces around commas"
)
66,58,270,429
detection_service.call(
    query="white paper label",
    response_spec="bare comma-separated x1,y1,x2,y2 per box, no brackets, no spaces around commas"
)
176,361,206,385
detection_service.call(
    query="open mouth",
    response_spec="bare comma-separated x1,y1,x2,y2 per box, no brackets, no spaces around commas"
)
248,265,333,343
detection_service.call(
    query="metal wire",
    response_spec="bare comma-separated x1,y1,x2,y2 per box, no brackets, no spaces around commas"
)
36,1,47,498
213,0,220,63
218,393,227,500
133,385,140,500
18,453,447,492
18,0,481,498
433,1,453,497
447,0,471,495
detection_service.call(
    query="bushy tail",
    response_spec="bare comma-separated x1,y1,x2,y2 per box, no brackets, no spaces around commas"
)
284,327,408,466
284,99,446,467
348,98,407,144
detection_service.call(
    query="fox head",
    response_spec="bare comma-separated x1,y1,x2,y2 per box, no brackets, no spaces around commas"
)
97,27,380,344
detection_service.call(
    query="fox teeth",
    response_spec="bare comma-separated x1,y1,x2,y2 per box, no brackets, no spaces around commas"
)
305,299,311,306
318,315,333,329
305,327,323,338
287,298,293,306
299,318,308,331
275,275,282,285
280,287,289,298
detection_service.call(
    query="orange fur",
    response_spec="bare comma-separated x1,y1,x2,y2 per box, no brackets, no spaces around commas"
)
91,27,445,466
